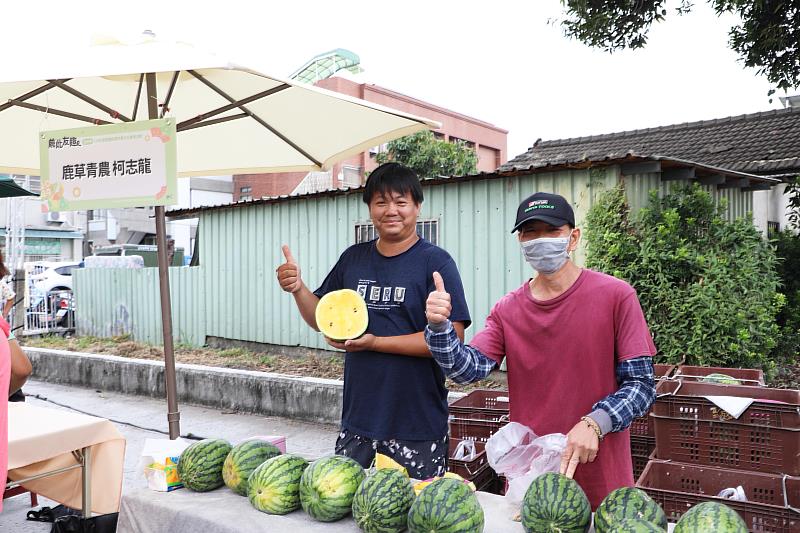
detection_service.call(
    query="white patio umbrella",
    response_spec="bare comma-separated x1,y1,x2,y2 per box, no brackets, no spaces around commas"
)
0,34,440,437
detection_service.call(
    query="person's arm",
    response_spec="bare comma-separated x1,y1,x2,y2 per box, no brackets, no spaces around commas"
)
587,356,656,434
328,321,466,357
276,245,320,330
424,320,496,383
9,338,31,395
560,356,656,478
3,297,13,318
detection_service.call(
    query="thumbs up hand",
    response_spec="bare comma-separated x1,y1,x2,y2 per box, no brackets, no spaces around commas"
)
426,271,452,326
276,244,302,293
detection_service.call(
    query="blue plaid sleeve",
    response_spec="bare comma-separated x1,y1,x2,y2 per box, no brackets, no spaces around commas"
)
592,357,656,433
424,320,497,384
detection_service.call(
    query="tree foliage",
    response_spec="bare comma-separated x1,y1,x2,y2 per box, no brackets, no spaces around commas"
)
375,131,478,179
585,183,782,368
560,0,800,93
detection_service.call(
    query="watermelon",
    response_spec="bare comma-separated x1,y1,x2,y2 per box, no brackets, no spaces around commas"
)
594,487,667,533
223,439,282,495
316,289,369,340
177,438,232,492
407,477,484,533
300,455,366,522
607,518,666,532
248,454,309,515
521,473,591,533
701,373,741,385
352,469,415,533
674,501,747,533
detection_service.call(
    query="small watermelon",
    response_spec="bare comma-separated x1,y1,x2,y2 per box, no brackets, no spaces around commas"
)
352,469,415,533
223,439,282,495
248,454,309,515
701,373,741,385
315,289,369,340
300,455,366,522
607,517,666,532
674,501,747,533
407,477,484,533
594,487,667,533
177,438,232,492
521,473,591,533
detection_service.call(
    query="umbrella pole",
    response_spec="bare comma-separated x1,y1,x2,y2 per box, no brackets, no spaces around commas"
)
146,72,181,439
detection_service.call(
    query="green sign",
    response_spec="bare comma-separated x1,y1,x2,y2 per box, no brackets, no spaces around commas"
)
39,118,177,212
25,238,61,256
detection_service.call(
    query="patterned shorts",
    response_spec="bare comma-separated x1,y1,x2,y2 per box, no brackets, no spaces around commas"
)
334,428,448,480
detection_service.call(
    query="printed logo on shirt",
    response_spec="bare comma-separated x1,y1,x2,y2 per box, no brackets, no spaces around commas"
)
357,284,368,298
393,287,406,303
382,287,392,302
369,286,382,302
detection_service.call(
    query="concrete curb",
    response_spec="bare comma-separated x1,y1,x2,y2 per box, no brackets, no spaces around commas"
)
24,347,466,426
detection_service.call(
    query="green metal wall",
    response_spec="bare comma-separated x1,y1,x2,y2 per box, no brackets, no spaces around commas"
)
74,166,753,349
74,266,206,346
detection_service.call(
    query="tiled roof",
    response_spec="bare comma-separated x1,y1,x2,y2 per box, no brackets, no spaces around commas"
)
501,107,800,177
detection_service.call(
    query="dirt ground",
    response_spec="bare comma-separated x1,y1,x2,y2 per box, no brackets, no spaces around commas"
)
21,334,507,392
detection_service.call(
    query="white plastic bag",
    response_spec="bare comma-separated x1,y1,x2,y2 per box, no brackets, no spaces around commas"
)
486,422,566,506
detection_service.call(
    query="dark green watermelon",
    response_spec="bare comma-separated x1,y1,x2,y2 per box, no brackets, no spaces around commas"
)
701,373,741,385
248,454,309,515
300,455,366,522
352,469,415,533
674,501,747,533
594,487,667,533
407,477,484,533
521,473,591,533
222,439,282,495
607,517,666,532
177,438,232,492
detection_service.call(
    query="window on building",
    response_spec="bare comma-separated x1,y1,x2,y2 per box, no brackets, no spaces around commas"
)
240,186,252,194
449,136,475,149
354,219,439,245
12,175,41,194
240,195,253,202
767,221,780,239
341,166,363,188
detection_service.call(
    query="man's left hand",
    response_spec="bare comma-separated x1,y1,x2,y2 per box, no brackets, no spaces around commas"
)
324,334,377,352
559,420,600,479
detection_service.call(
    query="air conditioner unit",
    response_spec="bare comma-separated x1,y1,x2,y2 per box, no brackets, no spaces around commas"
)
46,211,64,223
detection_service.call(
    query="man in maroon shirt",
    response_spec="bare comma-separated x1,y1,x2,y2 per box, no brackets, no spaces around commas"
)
424,192,657,508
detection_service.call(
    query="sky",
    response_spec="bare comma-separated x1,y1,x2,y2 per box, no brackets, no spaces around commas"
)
4,1,796,159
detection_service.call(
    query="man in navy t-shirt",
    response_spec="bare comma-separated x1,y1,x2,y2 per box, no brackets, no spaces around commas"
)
276,162,471,478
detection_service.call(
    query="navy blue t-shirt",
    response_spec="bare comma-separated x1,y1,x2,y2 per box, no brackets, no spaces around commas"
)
314,238,471,441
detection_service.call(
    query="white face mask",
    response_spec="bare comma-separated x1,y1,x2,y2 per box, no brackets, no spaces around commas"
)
520,232,572,274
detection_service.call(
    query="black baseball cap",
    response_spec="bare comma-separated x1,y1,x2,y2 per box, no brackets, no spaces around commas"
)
511,192,575,233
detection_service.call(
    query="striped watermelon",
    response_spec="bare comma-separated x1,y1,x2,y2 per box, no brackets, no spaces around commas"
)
177,438,232,492
521,473,591,533
594,487,667,533
407,477,484,533
248,454,309,515
223,439,282,495
674,502,747,533
352,469,415,533
607,518,666,532
300,455,366,522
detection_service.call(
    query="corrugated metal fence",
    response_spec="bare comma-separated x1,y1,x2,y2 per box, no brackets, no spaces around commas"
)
74,167,753,348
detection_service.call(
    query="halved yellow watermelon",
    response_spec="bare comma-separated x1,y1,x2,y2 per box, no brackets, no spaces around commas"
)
315,289,369,340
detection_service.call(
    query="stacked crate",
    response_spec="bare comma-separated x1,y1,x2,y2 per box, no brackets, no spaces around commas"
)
446,390,509,493
636,373,800,532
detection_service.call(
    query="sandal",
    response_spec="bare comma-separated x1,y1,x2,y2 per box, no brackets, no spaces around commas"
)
26,506,56,522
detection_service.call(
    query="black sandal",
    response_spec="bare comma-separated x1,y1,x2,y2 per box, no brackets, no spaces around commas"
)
26,506,56,522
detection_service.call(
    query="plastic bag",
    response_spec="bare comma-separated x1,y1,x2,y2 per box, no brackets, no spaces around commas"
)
486,422,566,506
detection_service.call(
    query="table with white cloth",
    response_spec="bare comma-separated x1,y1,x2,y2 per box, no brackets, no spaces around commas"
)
5,402,126,516
117,484,679,532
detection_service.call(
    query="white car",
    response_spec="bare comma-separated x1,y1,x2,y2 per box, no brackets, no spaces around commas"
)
28,260,82,295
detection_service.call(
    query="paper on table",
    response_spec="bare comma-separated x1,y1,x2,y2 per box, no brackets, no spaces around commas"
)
702,395,754,419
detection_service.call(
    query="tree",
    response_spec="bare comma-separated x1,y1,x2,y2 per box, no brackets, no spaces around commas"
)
585,183,782,368
375,131,478,179
560,1,800,94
